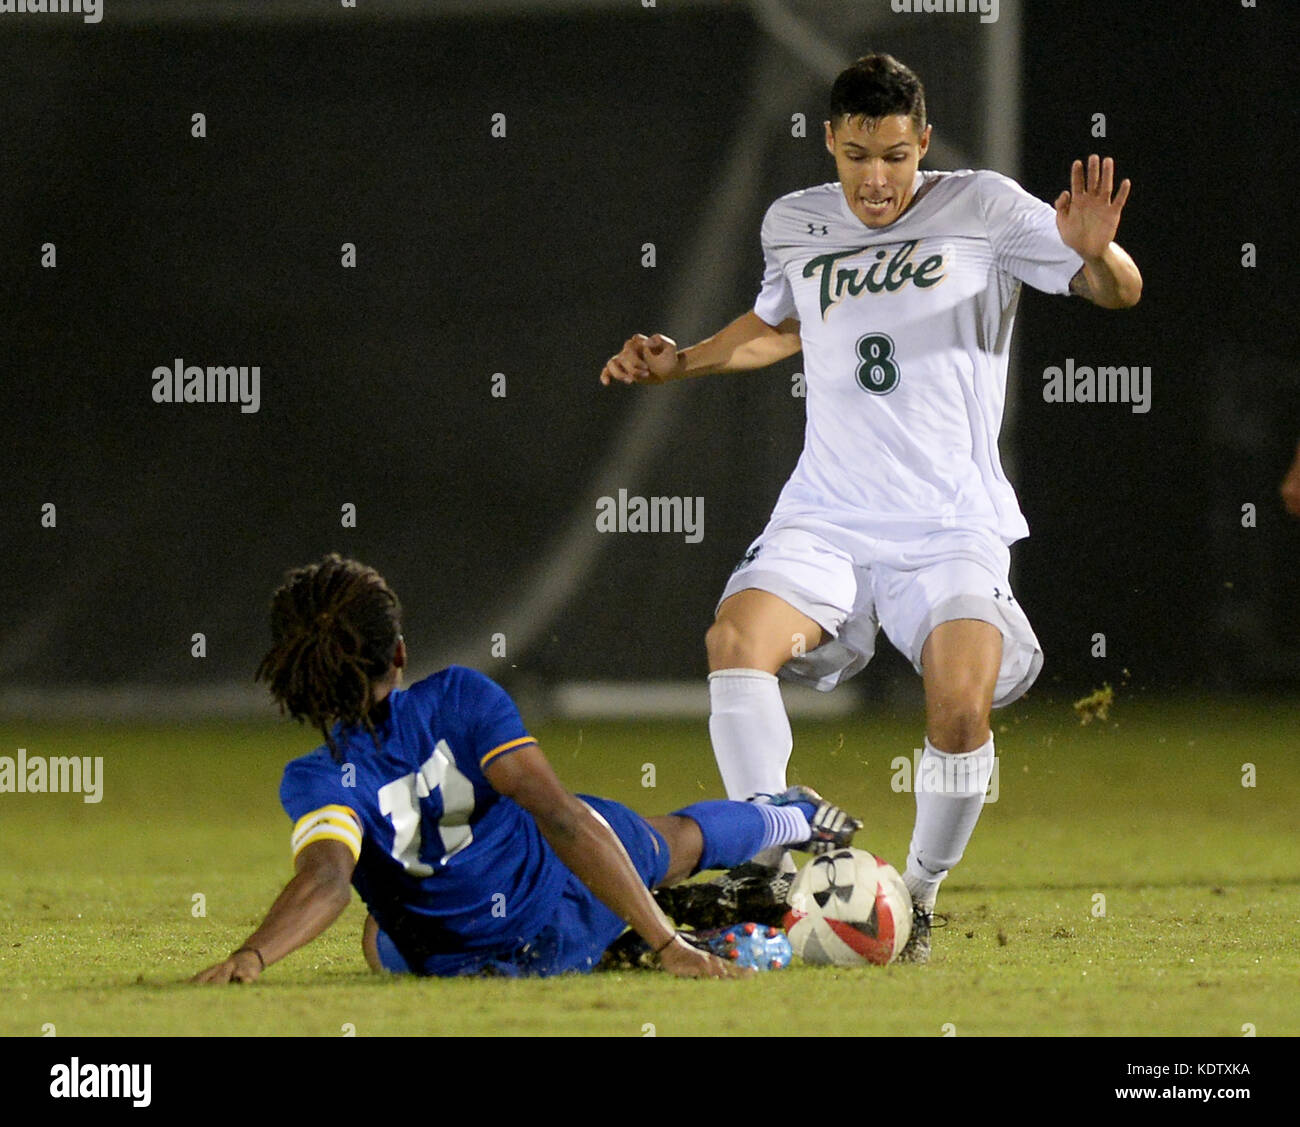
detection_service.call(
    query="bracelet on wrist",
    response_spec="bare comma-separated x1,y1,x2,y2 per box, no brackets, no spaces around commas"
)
652,933,679,956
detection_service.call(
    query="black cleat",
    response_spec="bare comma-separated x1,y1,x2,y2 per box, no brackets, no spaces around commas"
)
653,861,795,930
897,903,948,965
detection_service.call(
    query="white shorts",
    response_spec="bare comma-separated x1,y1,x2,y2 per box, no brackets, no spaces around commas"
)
717,519,1042,707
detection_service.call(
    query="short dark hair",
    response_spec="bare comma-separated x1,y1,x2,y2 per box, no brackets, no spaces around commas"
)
829,53,927,137
255,553,402,760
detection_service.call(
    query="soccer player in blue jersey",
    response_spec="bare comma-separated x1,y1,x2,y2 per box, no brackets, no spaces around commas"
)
191,554,860,983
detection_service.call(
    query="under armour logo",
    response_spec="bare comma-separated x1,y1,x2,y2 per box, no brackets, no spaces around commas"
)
807,222,829,236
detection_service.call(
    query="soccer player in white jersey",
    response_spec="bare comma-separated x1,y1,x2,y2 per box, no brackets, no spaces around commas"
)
600,53,1141,961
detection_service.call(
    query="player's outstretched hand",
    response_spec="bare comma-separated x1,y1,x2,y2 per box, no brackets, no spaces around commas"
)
657,934,756,979
1055,155,1131,261
190,949,263,985
599,333,682,387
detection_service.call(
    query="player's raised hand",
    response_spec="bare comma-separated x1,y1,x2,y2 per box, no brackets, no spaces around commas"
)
190,949,263,984
599,333,682,387
1055,155,1132,262
657,934,756,979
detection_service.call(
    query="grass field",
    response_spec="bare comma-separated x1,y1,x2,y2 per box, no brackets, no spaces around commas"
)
1,693,1297,1038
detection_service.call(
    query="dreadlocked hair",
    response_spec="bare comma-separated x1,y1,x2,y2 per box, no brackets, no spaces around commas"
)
255,553,403,762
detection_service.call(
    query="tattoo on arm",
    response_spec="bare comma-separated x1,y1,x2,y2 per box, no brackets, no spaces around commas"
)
1069,267,1094,301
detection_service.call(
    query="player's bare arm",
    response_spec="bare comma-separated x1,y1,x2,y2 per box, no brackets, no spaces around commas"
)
484,742,751,978
1055,154,1142,309
190,838,355,984
599,311,801,386
1281,439,1300,518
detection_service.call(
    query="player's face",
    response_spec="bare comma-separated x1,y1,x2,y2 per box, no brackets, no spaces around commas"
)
824,114,931,229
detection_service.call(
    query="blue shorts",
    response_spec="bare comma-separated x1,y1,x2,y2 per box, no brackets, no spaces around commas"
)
373,795,671,977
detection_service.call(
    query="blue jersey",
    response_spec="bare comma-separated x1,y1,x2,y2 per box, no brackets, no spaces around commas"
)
279,666,572,966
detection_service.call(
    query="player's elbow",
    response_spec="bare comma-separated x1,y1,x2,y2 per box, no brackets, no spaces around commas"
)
1116,273,1142,308
1109,252,1142,308
1096,275,1142,310
316,876,355,925
304,868,353,913
530,794,587,846
322,865,355,896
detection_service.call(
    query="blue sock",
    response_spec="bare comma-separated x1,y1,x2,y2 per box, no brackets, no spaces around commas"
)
672,800,811,873
672,801,766,872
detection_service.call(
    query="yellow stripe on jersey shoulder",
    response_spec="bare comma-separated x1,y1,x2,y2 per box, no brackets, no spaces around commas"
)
291,804,363,863
480,736,537,769
292,804,359,835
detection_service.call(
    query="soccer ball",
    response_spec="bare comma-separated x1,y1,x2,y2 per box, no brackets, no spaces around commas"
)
782,848,913,966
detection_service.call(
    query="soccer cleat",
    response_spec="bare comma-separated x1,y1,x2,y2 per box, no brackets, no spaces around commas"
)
653,860,794,930
896,903,948,965
683,922,793,971
769,784,863,853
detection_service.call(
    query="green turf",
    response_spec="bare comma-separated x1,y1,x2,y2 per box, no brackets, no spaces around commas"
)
1,694,1296,1037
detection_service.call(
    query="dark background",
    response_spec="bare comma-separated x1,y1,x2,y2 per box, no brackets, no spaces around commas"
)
2,0,1297,710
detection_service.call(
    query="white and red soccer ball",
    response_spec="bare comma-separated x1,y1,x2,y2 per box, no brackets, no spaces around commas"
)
782,848,913,966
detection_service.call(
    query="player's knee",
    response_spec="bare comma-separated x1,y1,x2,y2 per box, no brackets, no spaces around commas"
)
927,694,992,753
706,615,796,674
705,617,750,670
646,814,704,887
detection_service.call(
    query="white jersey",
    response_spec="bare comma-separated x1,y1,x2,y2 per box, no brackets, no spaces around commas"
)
754,169,1083,546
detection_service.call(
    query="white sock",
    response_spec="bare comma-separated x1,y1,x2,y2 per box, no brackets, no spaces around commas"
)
903,735,995,908
753,804,812,853
708,669,792,800
744,793,797,871
709,669,793,871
